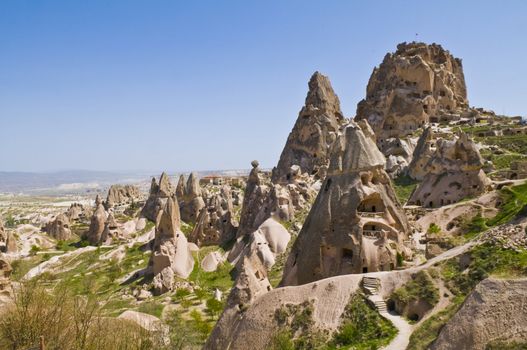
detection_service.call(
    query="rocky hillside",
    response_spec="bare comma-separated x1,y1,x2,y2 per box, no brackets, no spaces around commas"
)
1,41,527,350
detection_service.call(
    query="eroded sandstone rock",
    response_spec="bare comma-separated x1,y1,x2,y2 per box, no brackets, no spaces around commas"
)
179,172,205,224
431,278,527,350
408,130,491,208
86,204,108,245
149,196,194,295
281,121,411,286
105,184,141,208
190,186,237,246
141,172,175,222
44,213,72,241
272,71,347,183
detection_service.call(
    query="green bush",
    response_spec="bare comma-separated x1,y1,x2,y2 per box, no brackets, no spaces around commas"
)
331,294,398,349
391,271,439,307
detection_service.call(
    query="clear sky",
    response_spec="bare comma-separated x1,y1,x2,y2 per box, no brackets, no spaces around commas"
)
1,0,526,172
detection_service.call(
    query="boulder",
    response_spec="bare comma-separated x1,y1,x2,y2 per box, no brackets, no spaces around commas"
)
272,71,347,183
281,121,411,286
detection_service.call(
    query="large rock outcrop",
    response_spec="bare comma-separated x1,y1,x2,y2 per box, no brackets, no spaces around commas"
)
355,42,468,175
86,204,108,245
141,172,175,222
179,172,205,224
189,186,237,246
356,42,468,140
149,196,194,295
105,184,141,208
431,278,527,350
44,213,72,241
272,71,347,183
281,121,411,286
408,131,491,208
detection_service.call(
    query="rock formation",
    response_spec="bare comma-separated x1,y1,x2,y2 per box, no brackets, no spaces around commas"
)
356,42,468,138
408,130,491,208
105,184,141,208
0,219,16,254
176,174,186,199
272,71,347,182
86,204,108,245
66,203,86,222
0,256,13,303
355,42,469,174
431,278,527,350
44,213,72,241
190,186,237,246
141,172,175,222
179,172,205,224
100,213,121,244
281,121,411,286
408,126,435,180
149,196,194,295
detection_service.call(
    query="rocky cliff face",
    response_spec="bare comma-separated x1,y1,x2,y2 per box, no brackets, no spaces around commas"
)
355,42,468,174
408,130,491,208
272,72,347,183
281,121,411,286
431,278,527,350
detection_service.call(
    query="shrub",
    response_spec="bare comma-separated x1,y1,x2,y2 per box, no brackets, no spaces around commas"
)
331,293,397,349
391,271,439,307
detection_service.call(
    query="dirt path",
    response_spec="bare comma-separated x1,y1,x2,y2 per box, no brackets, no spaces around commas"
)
380,310,414,350
23,246,98,280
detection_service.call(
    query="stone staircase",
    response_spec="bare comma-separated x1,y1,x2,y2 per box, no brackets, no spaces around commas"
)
362,276,388,313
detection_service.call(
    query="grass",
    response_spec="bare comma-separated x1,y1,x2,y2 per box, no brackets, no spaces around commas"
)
478,134,527,155
406,295,464,350
188,247,234,292
392,174,419,205
391,271,439,309
137,301,164,318
331,294,398,350
270,294,398,350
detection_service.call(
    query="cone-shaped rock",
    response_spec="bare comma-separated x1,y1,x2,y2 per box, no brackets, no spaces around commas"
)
141,172,176,222
150,196,194,295
281,121,411,286
179,172,205,223
86,204,108,245
176,174,186,199
272,71,347,183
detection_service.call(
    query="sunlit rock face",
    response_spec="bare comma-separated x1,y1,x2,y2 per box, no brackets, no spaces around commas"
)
355,42,468,175
281,121,411,286
272,71,347,183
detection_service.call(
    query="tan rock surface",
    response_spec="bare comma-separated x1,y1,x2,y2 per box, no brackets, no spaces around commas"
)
272,71,347,183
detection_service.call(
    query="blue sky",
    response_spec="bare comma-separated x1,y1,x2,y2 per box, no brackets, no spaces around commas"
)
1,0,526,172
